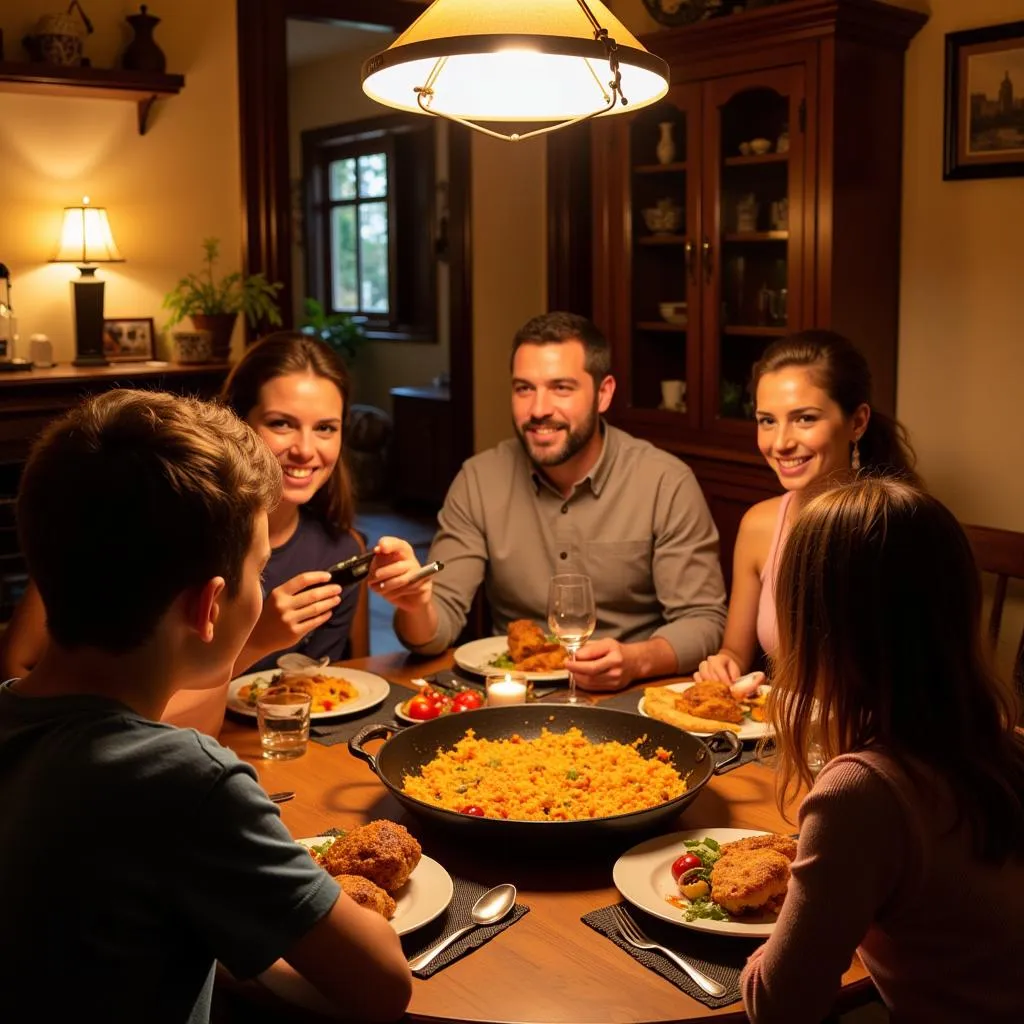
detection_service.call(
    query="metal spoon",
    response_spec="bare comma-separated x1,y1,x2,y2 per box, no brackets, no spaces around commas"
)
407,883,517,971
277,653,331,672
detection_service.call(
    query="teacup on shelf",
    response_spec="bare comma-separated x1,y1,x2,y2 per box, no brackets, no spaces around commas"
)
658,301,688,326
642,198,683,234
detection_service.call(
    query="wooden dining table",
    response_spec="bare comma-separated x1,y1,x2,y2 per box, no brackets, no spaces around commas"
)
218,650,873,1023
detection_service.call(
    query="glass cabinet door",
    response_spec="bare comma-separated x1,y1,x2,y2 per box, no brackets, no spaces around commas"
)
699,66,806,433
623,84,701,425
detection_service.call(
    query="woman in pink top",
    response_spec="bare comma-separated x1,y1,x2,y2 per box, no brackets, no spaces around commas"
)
742,479,1024,1023
696,331,917,682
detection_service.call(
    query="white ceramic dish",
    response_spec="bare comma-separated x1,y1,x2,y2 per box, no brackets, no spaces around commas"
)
296,838,454,936
638,681,770,741
613,827,780,938
453,635,568,683
227,666,390,721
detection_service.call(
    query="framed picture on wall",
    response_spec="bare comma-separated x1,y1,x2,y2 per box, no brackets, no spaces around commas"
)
103,317,155,361
944,20,1024,180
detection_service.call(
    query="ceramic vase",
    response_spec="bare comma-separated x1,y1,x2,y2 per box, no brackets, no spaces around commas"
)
122,5,166,73
656,122,676,165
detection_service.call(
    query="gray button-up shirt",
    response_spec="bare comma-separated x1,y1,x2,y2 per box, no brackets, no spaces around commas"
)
399,424,726,671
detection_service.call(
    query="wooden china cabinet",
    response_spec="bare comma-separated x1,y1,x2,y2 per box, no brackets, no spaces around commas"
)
584,0,926,582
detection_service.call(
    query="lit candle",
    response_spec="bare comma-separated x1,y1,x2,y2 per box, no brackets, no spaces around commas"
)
486,671,528,707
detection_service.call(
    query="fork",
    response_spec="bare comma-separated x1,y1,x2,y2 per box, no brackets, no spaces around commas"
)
611,904,726,997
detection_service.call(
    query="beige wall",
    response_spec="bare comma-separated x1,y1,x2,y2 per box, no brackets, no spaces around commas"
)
287,34,451,414
895,0,1024,672
471,134,547,452
3,0,242,363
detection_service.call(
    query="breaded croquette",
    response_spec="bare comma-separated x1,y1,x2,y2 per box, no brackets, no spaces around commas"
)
507,619,552,662
336,874,396,919
711,845,792,915
322,819,422,893
720,834,797,861
517,648,567,672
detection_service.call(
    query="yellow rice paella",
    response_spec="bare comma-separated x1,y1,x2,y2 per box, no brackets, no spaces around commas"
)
401,726,689,821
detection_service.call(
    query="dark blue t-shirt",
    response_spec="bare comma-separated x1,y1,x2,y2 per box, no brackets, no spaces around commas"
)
250,513,361,673
0,681,340,1023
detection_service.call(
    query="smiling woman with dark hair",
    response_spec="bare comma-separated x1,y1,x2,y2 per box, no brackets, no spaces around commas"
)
741,478,1024,1024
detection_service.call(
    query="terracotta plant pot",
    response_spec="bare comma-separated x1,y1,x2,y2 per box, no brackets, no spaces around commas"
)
190,313,237,360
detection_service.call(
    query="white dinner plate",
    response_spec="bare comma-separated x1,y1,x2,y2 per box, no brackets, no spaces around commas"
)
638,681,771,741
227,666,389,721
297,838,454,936
453,635,569,682
613,827,780,938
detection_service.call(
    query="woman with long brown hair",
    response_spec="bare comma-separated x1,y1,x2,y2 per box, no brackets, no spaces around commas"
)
741,478,1024,1022
223,331,362,673
696,330,918,684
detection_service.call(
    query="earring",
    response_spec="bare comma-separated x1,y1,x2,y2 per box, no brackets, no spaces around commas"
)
851,440,861,472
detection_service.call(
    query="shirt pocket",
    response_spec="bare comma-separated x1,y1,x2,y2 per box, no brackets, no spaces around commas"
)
583,539,654,611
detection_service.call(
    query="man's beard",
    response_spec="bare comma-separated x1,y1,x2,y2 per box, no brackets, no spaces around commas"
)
515,402,599,468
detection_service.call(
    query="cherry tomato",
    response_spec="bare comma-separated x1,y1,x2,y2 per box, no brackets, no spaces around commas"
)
459,805,486,816
421,686,449,709
452,690,484,712
407,694,442,720
670,852,702,881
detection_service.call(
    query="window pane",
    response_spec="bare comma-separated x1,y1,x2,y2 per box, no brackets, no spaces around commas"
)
330,206,358,311
358,153,388,198
359,201,389,314
329,158,356,200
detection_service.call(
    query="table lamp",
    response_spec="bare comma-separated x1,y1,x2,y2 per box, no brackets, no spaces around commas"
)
50,197,124,367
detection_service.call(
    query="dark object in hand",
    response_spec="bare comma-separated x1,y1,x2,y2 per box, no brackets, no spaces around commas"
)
327,550,375,587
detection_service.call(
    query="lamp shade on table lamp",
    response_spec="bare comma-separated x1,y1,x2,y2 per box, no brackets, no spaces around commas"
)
50,197,124,367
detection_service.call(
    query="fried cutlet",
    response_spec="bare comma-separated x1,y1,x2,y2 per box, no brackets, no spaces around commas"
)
711,842,793,916
517,648,567,672
322,819,422,893
720,834,797,861
677,682,745,725
643,686,741,734
336,874,396,919
507,619,551,663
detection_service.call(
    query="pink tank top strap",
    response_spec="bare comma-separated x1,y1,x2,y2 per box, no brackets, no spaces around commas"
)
756,491,797,656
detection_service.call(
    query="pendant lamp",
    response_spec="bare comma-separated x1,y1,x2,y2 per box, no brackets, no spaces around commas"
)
362,0,670,142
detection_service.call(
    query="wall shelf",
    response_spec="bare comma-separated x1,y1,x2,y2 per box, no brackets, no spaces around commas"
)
0,61,185,135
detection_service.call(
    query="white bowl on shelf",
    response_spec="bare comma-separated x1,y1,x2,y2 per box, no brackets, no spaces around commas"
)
659,301,688,326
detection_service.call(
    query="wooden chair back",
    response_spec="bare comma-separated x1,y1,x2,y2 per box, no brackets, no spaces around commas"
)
962,523,1024,678
345,527,371,659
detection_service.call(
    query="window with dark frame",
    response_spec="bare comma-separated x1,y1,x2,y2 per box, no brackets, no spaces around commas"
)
302,115,437,341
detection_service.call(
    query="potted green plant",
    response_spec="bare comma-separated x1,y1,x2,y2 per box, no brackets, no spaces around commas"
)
163,238,283,359
299,297,367,363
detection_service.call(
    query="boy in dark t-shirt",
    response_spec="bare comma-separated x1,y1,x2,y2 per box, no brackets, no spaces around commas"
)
0,390,411,1023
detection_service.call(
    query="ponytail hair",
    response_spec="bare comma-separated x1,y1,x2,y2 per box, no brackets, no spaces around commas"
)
752,330,919,484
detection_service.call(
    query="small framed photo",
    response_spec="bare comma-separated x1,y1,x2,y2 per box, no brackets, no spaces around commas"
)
103,317,155,362
944,20,1024,180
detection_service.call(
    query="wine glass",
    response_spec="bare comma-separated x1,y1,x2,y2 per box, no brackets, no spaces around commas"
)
546,573,596,705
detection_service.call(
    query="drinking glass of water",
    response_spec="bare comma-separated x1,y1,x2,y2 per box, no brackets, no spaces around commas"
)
546,573,596,705
257,690,312,759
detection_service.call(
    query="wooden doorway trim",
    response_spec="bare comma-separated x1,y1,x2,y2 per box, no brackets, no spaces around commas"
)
236,0,474,468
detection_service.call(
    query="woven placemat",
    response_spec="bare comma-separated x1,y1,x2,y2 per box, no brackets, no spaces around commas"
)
309,682,411,746
583,903,756,1009
401,876,528,978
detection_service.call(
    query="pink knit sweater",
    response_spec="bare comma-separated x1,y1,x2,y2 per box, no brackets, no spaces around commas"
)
741,750,1024,1023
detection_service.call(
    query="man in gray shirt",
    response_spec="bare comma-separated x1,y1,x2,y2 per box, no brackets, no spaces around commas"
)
373,312,726,690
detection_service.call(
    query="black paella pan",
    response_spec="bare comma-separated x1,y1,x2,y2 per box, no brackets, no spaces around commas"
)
348,704,741,842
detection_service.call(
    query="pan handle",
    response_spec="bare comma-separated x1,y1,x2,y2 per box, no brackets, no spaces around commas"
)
347,722,398,771
704,730,743,773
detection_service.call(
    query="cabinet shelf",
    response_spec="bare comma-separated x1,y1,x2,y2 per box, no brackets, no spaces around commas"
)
722,326,788,337
0,61,185,134
636,233,687,245
723,231,788,242
633,162,687,174
636,321,688,332
723,152,789,167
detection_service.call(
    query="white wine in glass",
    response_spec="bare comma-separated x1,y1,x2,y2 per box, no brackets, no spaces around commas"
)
547,573,596,705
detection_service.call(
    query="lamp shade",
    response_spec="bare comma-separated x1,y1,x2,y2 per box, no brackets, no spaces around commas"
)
362,0,668,124
51,197,124,265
